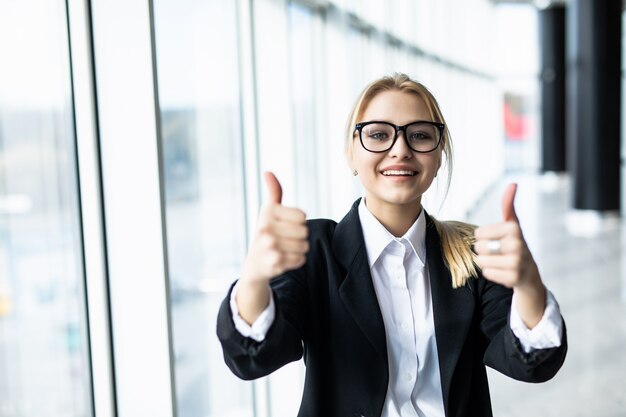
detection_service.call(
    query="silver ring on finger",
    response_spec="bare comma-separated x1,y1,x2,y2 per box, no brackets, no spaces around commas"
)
487,239,501,255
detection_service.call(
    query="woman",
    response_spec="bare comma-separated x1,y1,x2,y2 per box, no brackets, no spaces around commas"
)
217,73,567,417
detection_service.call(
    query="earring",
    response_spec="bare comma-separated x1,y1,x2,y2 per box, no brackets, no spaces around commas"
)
353,169,358,176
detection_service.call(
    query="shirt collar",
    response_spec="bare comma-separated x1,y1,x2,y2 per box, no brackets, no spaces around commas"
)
358,197,427,268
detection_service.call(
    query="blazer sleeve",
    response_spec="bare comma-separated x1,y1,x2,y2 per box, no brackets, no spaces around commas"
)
477,277,568,382
216,268,309,381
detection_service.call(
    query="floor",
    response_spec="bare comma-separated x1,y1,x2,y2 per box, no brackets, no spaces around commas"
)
466,173,626,417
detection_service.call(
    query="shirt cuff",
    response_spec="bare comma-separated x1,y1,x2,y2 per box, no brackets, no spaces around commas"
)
229,280,276,342
510,288,563,353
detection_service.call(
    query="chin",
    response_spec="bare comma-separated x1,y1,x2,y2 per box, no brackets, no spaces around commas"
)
383,193,423,207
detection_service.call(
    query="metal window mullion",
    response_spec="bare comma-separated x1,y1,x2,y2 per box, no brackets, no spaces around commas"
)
237,0,262,234
312,11,328,217
236,0,268,415
66,0,116,416
90,1,176,416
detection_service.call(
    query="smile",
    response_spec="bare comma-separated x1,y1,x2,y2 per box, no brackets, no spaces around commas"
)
381,170,417,176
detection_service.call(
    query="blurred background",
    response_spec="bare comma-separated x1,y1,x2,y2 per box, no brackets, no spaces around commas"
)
0,0,624,416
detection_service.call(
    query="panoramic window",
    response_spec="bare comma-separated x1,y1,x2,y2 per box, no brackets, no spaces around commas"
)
0,0,93,416
152,0,253,416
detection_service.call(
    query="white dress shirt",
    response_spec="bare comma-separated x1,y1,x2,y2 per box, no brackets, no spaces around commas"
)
359,199,445,417
230,198,563,416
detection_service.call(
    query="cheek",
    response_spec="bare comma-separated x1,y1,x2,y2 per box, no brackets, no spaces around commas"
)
422,152,442,172
351,145,369,166
353,151,382,174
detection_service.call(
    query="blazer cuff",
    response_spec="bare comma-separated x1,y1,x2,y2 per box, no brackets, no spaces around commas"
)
230,280,276,342
510,288,563,353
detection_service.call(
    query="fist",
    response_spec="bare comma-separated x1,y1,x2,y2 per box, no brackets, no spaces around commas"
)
473,183,540,289
240,172,309,283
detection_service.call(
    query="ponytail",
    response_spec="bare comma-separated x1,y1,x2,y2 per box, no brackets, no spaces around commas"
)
431,217,479,288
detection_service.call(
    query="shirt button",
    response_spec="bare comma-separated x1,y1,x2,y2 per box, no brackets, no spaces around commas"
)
405,372,413,381
400,322,410,330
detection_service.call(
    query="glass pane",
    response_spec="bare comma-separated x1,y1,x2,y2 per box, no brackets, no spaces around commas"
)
253,0,297,199
0,1,93,416
259,7,314,417
289,3,319,214
152,1,253,416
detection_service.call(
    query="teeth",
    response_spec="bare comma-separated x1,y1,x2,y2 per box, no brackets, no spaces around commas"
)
382,170,416,176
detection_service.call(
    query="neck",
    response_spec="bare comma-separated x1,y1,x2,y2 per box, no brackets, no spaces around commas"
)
364,198,422,237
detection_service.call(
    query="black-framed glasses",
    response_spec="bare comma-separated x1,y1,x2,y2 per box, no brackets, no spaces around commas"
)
354,120,445,153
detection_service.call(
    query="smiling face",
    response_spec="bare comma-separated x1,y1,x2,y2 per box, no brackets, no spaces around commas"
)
349,90,442,218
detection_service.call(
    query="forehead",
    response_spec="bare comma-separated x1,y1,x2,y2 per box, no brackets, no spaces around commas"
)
361,90,431,125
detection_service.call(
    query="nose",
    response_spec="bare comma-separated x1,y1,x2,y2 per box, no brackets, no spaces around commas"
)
388,130,413,159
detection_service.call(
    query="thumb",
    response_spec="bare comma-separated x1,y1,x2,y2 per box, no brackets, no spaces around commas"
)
501,183,518,222
264,171,283,204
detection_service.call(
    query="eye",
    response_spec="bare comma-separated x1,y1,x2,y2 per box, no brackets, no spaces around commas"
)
406,123,438,142
363,125,392,141
368,131,389,141
408,131,432,141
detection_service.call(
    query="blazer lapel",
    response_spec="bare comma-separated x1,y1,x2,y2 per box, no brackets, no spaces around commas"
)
331,203,475,403
334,199,388,363
425,214,475,412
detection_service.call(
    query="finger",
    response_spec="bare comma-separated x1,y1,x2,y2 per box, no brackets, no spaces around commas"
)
475,254,520,270
282,252,307,270
276,237,310,254
501,183,518,222
272,222,308,239
473,236,522,255
259,205,306,229
481,268,517,287
264,171,283,204
272,205,307,223
474,222,519,240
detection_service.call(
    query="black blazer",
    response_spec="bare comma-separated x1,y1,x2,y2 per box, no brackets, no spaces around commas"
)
217,199,567,417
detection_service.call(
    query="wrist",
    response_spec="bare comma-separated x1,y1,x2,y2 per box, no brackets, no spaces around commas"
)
513,270,546,305
238,275,271,292
514,262,542,291
240,262,271,285
235,278,271,325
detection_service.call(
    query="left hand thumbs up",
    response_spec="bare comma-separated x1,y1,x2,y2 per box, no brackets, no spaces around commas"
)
501,183,519,222
474,183,540,289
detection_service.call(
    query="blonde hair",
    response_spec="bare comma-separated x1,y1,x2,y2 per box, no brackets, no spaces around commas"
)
346,73,478,288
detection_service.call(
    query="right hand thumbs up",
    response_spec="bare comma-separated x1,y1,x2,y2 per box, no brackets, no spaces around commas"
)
241,172,309,284
264,171,283,204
